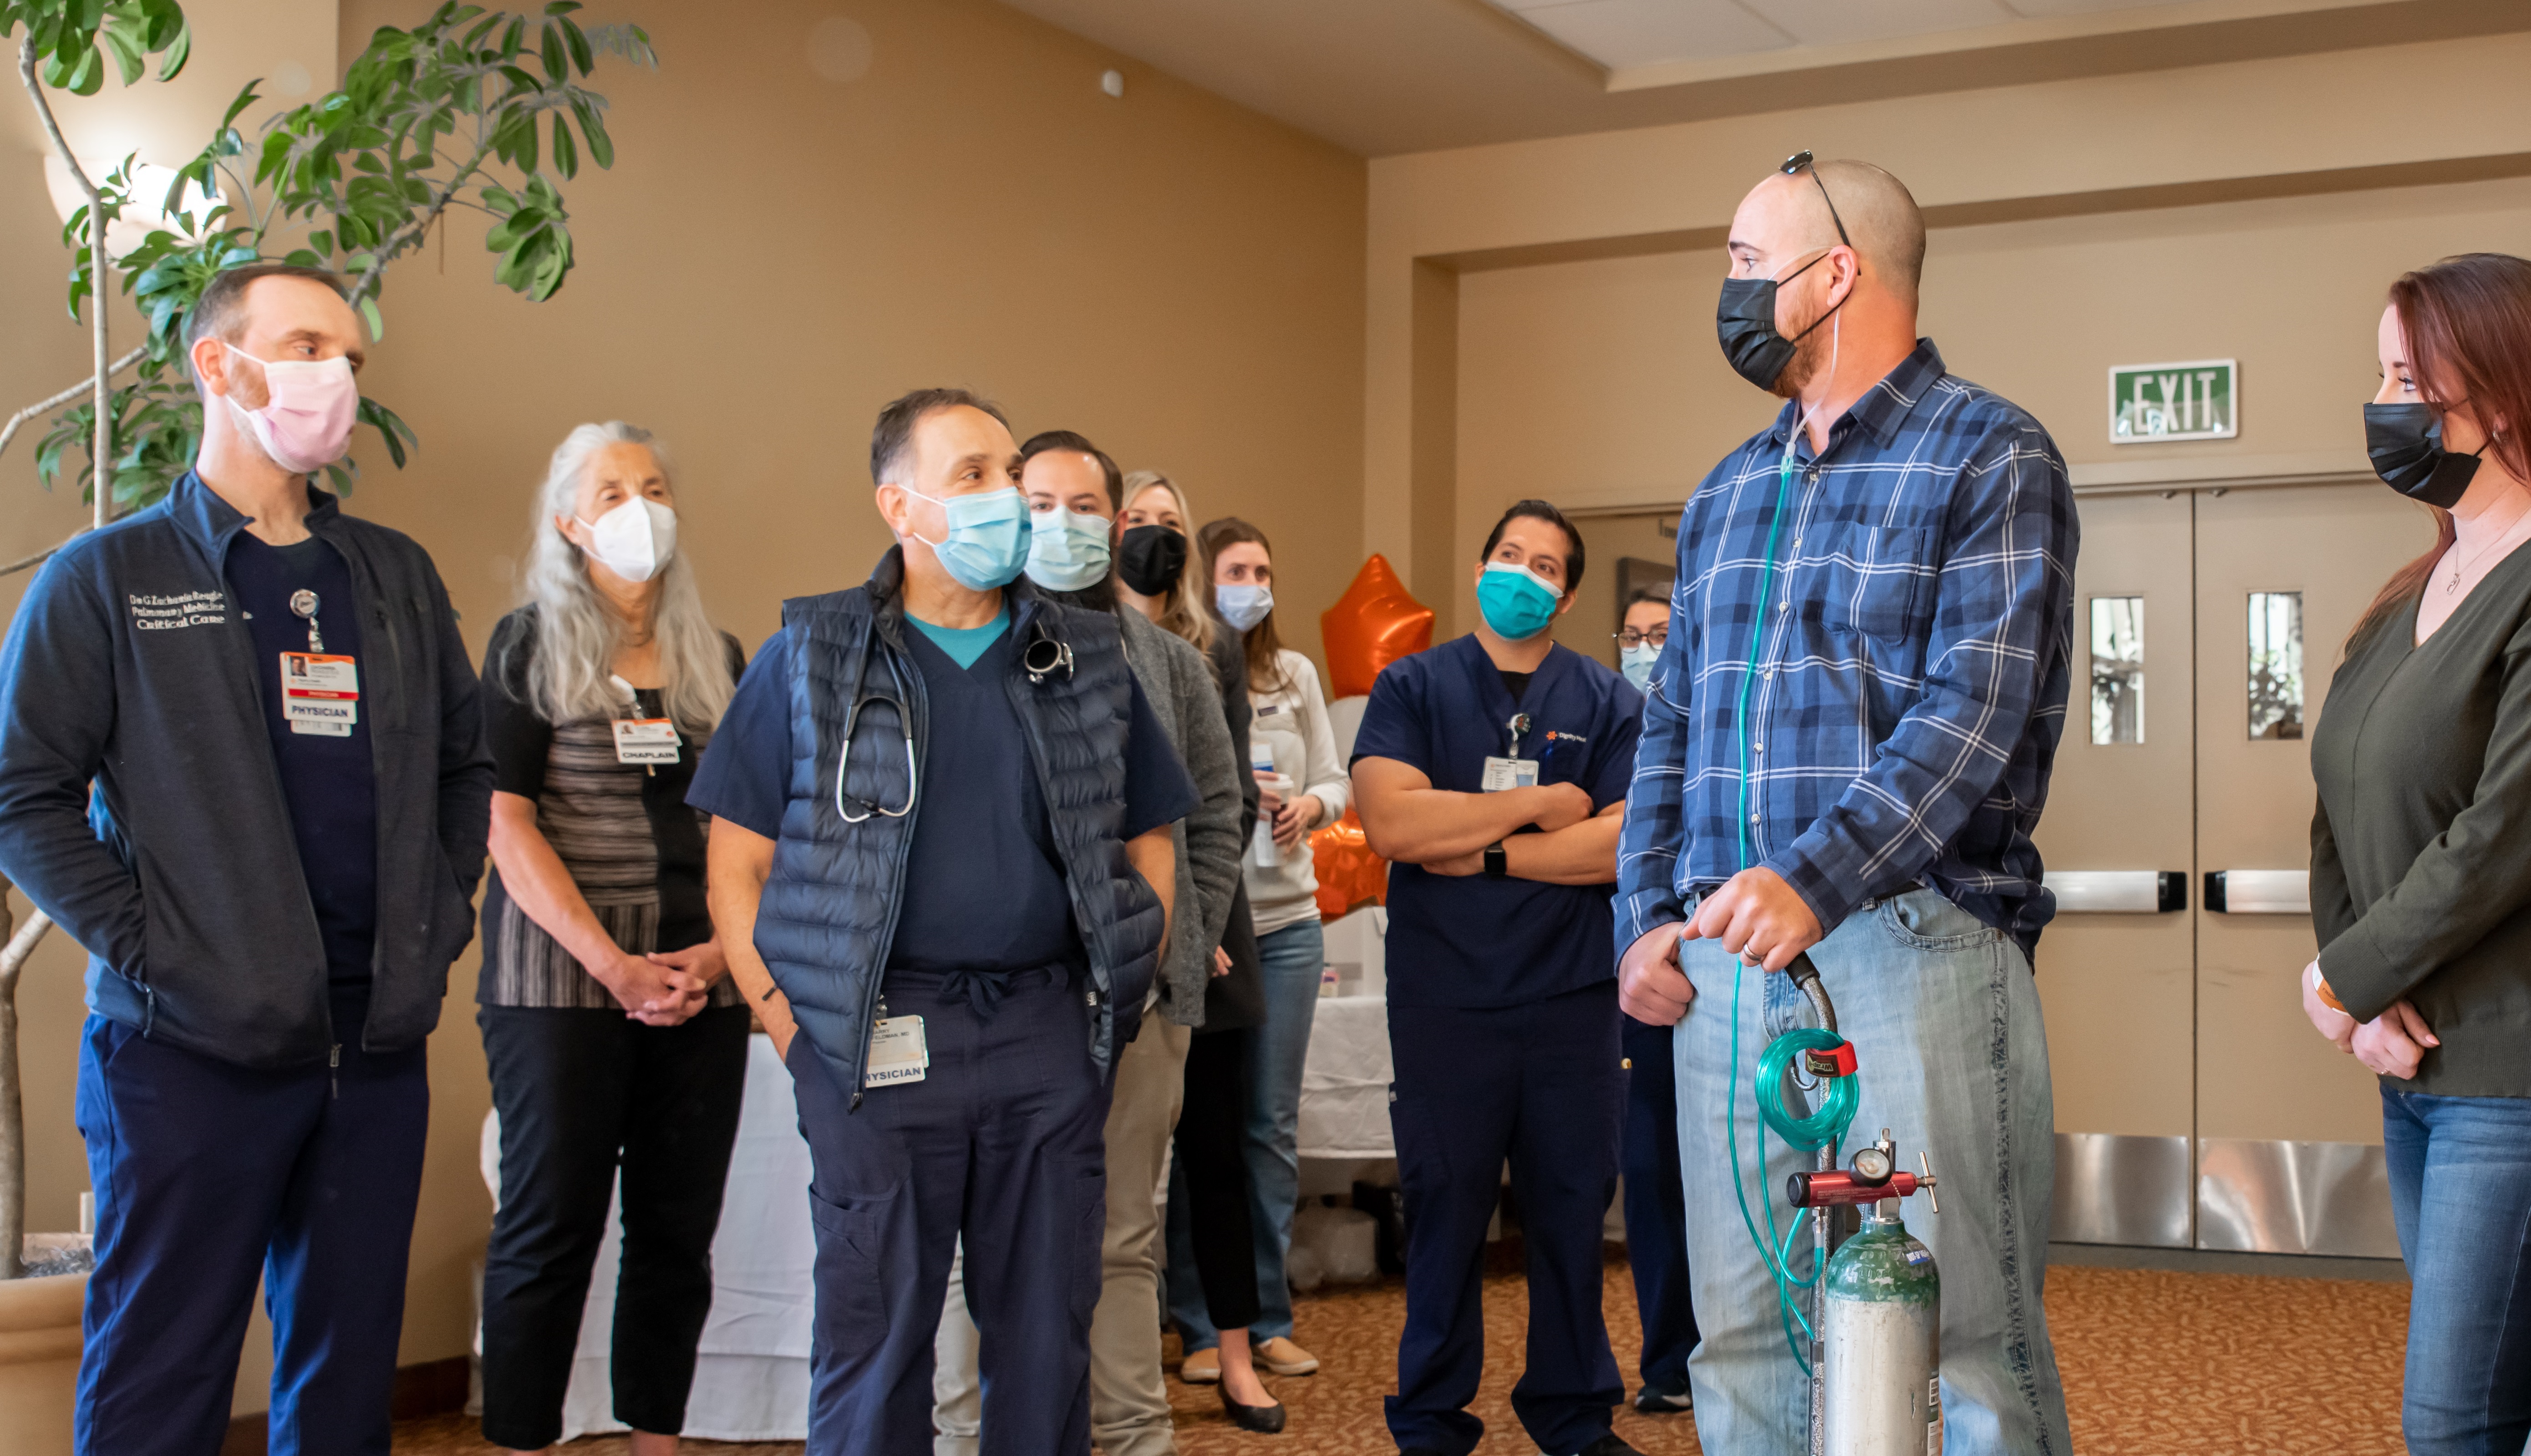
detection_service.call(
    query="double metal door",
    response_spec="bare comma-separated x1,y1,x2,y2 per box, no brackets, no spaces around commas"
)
2035,483,2429,1256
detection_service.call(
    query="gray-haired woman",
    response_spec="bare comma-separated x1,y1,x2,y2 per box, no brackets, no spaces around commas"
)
476,422,748,1456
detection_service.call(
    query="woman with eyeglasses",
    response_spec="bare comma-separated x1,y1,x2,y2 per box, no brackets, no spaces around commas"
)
1193,516,1350,1389
1615,588,1667,692
2301,253,2531,1453
476,423,747,1456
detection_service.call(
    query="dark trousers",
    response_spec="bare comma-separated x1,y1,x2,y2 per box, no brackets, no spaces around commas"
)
1620,1014,1699,1392
73,989,427,1456
1163,1027,1263,1334
1386,979,1626,1456
791,969,1109,1456
477,1002,751,1449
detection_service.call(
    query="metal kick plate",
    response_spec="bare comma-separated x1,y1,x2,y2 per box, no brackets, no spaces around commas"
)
2050,1132,2191,1248
2197,1137,2399,1258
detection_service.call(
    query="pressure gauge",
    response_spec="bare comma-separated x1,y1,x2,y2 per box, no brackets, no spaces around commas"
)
1850,1146,1895,1184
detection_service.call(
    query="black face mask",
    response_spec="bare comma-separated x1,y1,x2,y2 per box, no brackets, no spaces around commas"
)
1116,524,1187,597
1716,251,1841,392
2365,403,2488,509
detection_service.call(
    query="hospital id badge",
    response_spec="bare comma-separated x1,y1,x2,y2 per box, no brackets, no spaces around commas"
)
280,652,358,736
864,1015,929,1088
1480,755,1539,792
612,717,681,765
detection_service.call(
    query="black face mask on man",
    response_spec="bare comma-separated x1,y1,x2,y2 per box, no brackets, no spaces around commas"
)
1115,523,1188,597
2364,403,2490,509
1715,249,1844,393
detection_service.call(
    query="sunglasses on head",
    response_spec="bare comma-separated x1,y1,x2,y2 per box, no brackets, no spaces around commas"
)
1780,150,1853,249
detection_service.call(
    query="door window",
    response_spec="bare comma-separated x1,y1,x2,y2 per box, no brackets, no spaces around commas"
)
2248,591,2304,741
2089,596,2145,745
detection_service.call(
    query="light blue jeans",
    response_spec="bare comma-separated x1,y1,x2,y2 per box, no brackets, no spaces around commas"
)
1167,918,1323,1349
2382,1086,2531,1456
1672,888,2070,1456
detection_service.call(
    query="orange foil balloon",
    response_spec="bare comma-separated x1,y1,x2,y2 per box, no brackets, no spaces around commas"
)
1310,806,1388,920
1320,553,1434,701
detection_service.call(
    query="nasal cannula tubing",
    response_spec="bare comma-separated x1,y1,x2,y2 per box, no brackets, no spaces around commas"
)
1723,309,1858,1375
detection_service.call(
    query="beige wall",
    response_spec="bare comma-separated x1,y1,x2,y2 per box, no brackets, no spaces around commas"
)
0,0,1363,1405
1453,178,2531,641
1372,31,2531,637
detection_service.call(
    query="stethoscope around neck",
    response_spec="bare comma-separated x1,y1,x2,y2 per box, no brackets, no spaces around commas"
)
832,609,1077,825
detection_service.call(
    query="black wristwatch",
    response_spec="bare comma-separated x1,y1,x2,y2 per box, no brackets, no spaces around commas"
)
1484,841,1508,878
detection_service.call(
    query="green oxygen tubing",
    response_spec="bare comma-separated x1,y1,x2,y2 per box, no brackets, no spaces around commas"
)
1725,445,1861,1377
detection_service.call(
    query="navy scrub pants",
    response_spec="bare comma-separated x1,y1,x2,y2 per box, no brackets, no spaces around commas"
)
1620,1013,1699,1396
1386,978,1627,1456
788,967,1110,1456
73,989,428,1456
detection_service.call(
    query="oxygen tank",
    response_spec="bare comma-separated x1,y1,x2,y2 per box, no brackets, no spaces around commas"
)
1820,1201,1941,1456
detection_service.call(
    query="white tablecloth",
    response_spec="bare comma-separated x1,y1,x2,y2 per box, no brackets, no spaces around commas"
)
479,1033,815,1443
1295,993,1394,1160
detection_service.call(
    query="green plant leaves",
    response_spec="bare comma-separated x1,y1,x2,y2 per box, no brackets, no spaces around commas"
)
15,0,190,96
20,1,651,510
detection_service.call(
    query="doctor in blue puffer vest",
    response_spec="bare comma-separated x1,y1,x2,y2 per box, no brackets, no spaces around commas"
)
688,388,1198,1455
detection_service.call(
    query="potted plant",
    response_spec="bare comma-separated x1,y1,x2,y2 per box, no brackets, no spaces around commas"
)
0,3,652,1441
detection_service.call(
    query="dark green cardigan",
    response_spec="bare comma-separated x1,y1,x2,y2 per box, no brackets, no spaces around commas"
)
2312,547,2531,1098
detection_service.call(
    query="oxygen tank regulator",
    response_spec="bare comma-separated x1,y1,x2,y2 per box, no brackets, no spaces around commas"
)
1730,953,1946,1456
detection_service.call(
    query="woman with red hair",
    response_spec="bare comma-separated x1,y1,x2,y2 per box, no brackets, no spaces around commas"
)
2303,252,2531,1453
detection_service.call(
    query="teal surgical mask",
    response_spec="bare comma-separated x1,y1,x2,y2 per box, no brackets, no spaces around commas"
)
1215,583,1274,632
1024,506,1112,592
1621,642,1658,690
899,484,1029,591
1477,561,1561,641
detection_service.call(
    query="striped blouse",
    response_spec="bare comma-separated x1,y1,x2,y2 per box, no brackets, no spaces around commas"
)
476,607,746,1010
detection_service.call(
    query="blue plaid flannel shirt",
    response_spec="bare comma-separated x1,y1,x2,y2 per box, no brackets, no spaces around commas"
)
1615,339,2079,959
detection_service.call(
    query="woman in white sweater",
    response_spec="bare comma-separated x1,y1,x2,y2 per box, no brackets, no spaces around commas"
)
1188,517,1353,1381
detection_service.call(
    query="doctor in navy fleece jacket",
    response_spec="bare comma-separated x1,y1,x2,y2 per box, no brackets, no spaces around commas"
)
0,263,493,1456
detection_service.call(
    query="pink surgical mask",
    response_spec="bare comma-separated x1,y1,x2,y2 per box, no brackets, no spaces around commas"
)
224,344,358,476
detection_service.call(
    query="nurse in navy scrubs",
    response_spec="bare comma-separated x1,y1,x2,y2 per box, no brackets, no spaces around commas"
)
1352,499,1645,1456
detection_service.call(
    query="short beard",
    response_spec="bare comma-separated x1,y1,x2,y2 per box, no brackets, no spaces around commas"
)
1769,305,1837,399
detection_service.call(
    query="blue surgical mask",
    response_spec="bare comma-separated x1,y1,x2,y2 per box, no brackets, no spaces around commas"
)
1024,506,1113,592
900,484,1029,591
1215,583,1274,633
1477,561,1561,642
1621,643,1658,690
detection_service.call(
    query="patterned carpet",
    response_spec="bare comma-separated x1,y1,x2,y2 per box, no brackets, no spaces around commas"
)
391,1254,2410,1455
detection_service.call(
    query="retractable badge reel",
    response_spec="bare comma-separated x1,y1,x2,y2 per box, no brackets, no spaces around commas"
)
1481,711,1539,792
609,674,680,774
280,589,360,737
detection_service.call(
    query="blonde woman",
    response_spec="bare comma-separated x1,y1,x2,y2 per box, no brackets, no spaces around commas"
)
1119,471,1286,1431
477,422,747,1456
1196,516,1348,1385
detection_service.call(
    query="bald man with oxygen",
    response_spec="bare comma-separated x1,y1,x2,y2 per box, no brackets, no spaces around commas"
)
1614,154,2077,1453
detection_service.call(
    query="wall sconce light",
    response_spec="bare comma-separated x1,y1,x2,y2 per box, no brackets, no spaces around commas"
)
43,154,223,258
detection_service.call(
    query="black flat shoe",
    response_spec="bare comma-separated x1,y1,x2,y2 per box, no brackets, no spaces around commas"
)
1219,1384,1288,1434
1634,1377,1694,1412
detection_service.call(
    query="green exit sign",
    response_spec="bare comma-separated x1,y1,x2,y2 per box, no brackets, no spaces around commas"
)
2110,359,2236,444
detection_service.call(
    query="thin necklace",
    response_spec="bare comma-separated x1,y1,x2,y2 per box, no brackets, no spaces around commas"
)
2445,498,2531,594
